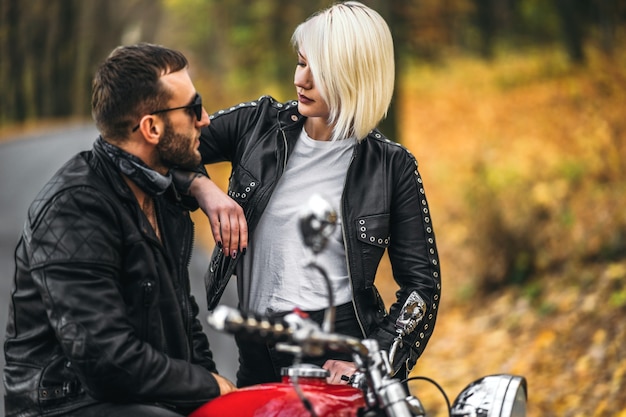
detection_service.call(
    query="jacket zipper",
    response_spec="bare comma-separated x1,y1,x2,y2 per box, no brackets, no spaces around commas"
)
141,280,154,340
187,223,195,357
152,201,170,355
181,214,194,360
281,129,289,172
341,145,367,338
140,196,158,343
154,200,191,358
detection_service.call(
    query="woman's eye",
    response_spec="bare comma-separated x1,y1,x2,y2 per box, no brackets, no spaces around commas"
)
296,61,306,67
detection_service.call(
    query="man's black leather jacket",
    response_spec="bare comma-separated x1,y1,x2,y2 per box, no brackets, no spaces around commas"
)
4,139,221,416
201,96,442,373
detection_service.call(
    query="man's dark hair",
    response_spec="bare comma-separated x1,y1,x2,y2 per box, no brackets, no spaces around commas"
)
92,43,188,141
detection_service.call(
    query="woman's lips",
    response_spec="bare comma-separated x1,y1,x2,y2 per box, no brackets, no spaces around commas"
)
298,93,313,104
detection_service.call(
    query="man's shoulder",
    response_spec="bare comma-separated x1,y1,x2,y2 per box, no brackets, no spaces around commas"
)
38,151,97,192
27,151,110,220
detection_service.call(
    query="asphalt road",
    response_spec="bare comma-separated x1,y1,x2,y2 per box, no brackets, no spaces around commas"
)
0,124,238,413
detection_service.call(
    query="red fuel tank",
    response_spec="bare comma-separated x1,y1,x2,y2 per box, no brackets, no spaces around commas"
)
190,365,366,417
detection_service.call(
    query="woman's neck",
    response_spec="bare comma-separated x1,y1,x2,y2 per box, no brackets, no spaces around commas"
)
304,118,333,141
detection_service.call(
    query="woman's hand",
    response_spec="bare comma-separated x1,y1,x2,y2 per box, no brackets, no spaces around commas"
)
188,175,248,259
322,359,358,385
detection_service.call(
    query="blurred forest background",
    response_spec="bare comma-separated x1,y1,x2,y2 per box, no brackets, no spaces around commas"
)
1,0,626,416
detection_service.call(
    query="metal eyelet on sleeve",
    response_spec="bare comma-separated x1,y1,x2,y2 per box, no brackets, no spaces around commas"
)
355,214,390,248
227,169,259,204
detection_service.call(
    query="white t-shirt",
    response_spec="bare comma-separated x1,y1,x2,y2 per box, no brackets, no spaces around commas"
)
241,127,356,314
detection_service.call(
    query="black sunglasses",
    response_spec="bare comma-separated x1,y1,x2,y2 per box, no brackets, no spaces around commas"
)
132,93,203,132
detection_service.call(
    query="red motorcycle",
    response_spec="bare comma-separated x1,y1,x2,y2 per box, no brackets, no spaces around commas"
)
192,195,528,417
190,305,527,417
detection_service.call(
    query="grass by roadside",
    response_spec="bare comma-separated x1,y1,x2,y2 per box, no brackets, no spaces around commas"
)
396,48,626,416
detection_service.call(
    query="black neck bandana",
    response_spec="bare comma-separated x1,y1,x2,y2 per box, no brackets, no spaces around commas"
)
97,136,172,196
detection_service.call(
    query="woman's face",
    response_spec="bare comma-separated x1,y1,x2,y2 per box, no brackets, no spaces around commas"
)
294,51,330,121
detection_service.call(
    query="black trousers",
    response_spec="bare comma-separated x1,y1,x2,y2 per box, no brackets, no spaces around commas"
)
66,403,184,416
235,302,364,387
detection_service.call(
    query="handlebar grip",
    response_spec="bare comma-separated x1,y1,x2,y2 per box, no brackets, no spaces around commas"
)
208,306,369,358
207,305,295,343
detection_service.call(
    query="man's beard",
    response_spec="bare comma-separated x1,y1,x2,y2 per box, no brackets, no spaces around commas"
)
157,120,201,170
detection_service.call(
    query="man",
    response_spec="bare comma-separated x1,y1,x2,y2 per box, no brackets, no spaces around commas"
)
3,43,236,417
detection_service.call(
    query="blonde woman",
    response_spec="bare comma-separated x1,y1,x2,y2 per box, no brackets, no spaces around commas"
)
193,1,441,387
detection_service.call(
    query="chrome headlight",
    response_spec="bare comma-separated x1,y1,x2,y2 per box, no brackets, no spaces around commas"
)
450,374,527,417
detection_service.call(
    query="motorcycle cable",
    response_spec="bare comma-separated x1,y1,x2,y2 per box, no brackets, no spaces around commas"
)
290,358,319,417
402,376,452,417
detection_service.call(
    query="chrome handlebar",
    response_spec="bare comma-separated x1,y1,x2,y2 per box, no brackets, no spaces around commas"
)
207,305,422,417
207,306,369,359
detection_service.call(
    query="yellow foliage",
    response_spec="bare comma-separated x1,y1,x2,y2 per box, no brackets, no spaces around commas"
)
398,47,626,416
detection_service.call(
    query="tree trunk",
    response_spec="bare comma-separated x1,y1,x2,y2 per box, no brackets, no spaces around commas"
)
555,0,586,64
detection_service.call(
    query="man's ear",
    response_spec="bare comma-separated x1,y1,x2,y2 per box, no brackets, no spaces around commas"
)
137,115,162,145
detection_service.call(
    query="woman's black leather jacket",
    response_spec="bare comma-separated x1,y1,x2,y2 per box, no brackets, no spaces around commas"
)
4,139,221,416
201,96,442,374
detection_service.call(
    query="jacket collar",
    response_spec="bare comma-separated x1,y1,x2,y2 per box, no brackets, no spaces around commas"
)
277,100,305,132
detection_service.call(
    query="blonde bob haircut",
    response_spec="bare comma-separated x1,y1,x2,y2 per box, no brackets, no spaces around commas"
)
291,1,395,142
